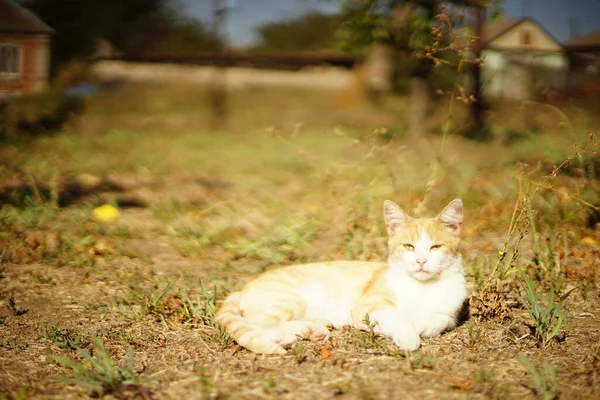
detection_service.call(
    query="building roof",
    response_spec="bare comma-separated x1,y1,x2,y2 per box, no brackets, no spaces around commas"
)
480,18,524,45
456,17,563,52
565,29,600,52
0,0,53,34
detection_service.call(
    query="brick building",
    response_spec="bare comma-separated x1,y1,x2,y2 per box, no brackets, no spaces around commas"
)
0,0,53,96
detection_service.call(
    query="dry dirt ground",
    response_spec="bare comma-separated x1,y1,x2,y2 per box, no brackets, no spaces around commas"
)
1,85,600,399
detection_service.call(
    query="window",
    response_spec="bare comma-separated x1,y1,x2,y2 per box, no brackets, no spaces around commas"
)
0,45,21,76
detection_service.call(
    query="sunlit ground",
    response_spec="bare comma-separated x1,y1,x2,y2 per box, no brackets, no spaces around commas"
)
1,84,599,399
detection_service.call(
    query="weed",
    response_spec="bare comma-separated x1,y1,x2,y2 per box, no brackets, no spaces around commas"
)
353,315,381,349
407,350,437,370
519,354,559,400
196,366,230,400
465,322,482,346
292,341,307,364
471,367,509,399
518,269,573,347
259,376,276,394
49,337,150,397
0,386,32,400
0,339,28,350
580,279,589,300
117,279,173,318
42,325,88,351
6,294,27,316
226,219,316,264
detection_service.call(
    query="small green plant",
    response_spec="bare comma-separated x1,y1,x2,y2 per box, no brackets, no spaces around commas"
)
196,366,229,400
179,280,232,345
117,280,173,318
407,350,437,370
466,322,482,346
6,294,27,316
291,341,307,364
518,269,573,347
471,367,509,399
353,315,381,349
49,337,149,397
260,376,276,394
42,325,87,351
519,354,559,400
0,386,32,400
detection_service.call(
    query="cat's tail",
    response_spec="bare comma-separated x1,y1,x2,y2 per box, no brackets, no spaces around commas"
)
215,291,287,355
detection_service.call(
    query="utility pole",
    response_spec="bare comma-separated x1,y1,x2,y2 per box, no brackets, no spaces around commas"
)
469,2,485,138
210,0,228,128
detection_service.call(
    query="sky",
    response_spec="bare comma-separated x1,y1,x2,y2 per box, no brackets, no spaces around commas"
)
179,0,600,47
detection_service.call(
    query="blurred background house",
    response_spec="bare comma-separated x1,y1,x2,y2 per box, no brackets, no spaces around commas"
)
0,0,53,97
476,17,568,100
565,29,600,98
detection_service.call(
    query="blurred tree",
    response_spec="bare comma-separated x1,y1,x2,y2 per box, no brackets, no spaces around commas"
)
336,0,485,138
19,0,220,72
256,12,341,51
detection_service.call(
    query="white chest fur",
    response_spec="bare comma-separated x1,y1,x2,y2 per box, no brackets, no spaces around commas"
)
385,260,466,331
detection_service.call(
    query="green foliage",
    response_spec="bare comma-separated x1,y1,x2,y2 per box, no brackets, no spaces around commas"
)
291,341,307,364
226,219,316,264
256,12,341,51
196,366,230,400
42,325,88,351
117,279,173,318
518,269,573,347
21,0,219,70
471,367,509,399
519,354,559,400
49,337,149,396
337,0,388,54
179,280,232,345
0,89,84,139
407,350,437,370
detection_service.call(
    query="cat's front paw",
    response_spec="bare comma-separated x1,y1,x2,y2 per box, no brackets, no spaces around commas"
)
392,331,421,351
419,314,455,338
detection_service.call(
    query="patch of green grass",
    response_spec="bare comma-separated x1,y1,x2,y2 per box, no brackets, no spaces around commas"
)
196,366,230,399
42,325,88,351
259,376,276,394
179,280,232,345
0,386,33,400
0,339,28,350
0,202,56,231
519,354,559,400
291,341,307,364
116,279,173,318
518,269,573,347
49,337,150,397
225,218,317,264
407,350,437,370
471,367,509,399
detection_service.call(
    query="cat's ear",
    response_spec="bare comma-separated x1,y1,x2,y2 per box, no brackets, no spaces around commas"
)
437,199,463,234
383,200,409,236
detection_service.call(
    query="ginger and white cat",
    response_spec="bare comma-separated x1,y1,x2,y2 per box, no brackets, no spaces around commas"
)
215,199,467,354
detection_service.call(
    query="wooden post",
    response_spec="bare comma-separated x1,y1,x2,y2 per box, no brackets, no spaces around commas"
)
210,0,227,128
469,2,485,137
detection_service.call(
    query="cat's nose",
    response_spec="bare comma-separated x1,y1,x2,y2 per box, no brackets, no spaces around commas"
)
416,258,428,268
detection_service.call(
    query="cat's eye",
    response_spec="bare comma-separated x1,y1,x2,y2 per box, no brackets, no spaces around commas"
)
430,244,443,250
403,244,414,251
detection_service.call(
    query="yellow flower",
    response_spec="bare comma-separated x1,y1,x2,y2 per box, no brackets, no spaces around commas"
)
92,204,120,223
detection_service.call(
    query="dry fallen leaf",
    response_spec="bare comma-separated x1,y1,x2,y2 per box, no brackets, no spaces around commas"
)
580,236,597,245
320,346,334,360
446,376,475,391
